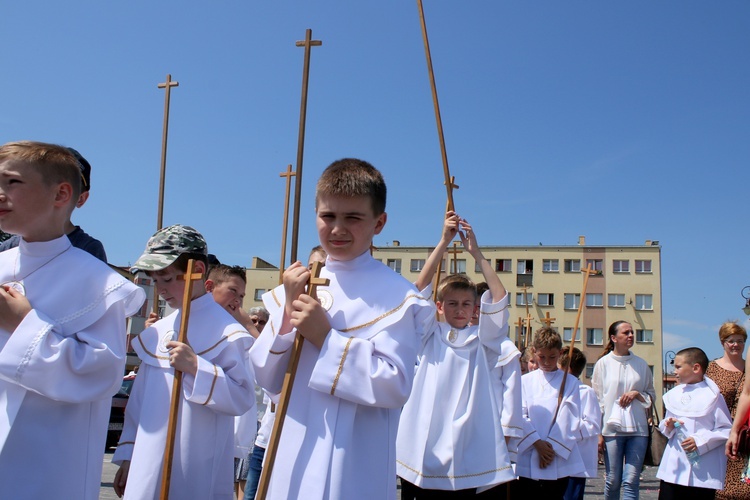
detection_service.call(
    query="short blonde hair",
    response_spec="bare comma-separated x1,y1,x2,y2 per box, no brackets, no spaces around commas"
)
0,141,82,199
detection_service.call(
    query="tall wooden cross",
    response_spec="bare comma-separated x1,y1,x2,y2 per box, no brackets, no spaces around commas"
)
257,262,328,499
449,241,463,274
289,29,322,264
432,176,460,303
277,165,296,284
524,313,533,349
541,311,556,327
152,74,179,316
515,317,525,348
159,260,202,499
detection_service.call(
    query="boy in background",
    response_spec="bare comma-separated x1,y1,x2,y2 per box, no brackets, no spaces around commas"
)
250,158,432,499
657,347,731,500
397,211,521,496
559,347,602,500
0,141,145,498
512,327,585,496
113,225,255,499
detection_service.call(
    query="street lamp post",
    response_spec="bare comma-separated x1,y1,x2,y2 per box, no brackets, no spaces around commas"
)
664,350,676,376
742,286,750,316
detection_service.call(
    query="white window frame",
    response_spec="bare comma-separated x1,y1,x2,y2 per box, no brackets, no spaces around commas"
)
564,293,580,310
586,259,603,273
635,260,652,273
612,259,629,273
564,259,581,273
387,259,402,274
410,259,425,273
450,259,467,274
586,328,604,345
563,327,574,342
254,289,266,301
537,293,554,306
586,293,603,308
516,293,533,306
542,259,559,273
608,293,626,308
636,329,654,343
517,259,533,275
496,259,512,272
635,294,653,311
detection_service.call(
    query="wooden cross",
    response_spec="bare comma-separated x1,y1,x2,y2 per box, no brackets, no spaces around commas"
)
156,74,179,231
432,175,460,302
257,261,328,499
541,311,556,327
524,313,533,348
160,260,202,500
449,241,463,274
277,165,296,284
515,317,525,348
289,29,322,263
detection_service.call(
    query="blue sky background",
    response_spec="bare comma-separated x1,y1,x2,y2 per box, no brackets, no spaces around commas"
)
1,2,748,361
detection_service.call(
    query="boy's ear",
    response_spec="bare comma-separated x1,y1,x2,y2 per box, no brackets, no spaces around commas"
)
75,190,89,209
373,212,387,235
194,260,206,276
53,182,74,207
204,278,215,293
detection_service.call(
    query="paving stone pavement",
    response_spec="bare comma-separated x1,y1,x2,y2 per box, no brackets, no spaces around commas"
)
100,451,661,499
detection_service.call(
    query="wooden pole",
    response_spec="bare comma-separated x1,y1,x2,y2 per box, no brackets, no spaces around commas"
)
431,178,459,304
256,262,329,499
550,263,595,428
158,259,202,500
153,74,179,316
256,29,322,500
289,29,321,264
416,0,455,211
278,165,296,284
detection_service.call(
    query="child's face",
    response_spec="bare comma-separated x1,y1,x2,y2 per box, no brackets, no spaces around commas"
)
527,357,538,372
437,289,476,329
210,276,246,314
534,347,561,372
150,262,205,309
0,160,65,242
316,194,386,261
673,354,703,385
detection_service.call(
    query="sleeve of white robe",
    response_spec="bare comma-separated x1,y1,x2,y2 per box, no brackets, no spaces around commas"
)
516,376,542,455
547,375,581,460
579,385,602,439
500,359,524,439
0,304,127,401
182,345,255,416
477,291,509,351
693,397,732,456
308,318,419,409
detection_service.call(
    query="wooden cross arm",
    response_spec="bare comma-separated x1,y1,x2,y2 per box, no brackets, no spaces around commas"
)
307,261,329,300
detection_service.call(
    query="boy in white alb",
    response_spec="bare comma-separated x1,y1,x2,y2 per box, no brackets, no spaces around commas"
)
0,141,146,499
657,347,731,500
396,211,522,497
112,225,255,499
511,327,585,497
250,159,432,499
560,347,602,500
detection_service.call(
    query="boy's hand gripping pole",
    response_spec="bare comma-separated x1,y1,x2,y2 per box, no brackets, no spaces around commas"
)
256,261,329,500
159,259,202,500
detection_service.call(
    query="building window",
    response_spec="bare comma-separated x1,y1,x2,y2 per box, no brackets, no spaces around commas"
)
613,259,629,273
517,259,533,274
495,259,512,272
635,260,652,273
586,293,603,308
387,259,402,274
410,259,425,272
586,259,603,274
542,259,559,273
516,293,533,307
564,259,581,273
157,298,166,319
585,363,595,379
254,289,266,301
537,293,554,306
587,328,604,345
450,259,466,274
564,293,580,310
635,294,653,311
636,329,654,343
608,294,626,308
563,327,573,342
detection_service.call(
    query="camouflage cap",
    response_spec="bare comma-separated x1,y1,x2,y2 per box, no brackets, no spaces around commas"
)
132,224,208,272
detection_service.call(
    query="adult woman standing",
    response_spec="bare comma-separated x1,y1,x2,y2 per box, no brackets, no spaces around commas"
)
712,322,750,498
592,321,656,500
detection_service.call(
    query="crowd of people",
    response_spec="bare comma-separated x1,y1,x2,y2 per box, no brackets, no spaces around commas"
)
0,141,748,500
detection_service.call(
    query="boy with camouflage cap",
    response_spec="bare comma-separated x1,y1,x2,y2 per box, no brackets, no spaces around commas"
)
113,224,256,499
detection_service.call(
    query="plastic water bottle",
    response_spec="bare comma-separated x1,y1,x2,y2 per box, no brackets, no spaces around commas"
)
673,421,700,467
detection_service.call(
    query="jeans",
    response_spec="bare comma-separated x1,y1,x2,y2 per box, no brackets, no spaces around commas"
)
603,435,648,500
243,445,266,500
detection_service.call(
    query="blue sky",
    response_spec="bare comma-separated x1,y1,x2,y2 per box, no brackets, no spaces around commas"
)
1,2,748,361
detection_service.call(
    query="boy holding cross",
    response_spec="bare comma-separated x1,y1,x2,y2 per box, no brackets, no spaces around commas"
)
0,141,146,498
250,158,432,499
112,225,255,499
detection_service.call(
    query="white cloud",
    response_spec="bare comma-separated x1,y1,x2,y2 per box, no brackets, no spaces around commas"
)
662,330,694,352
